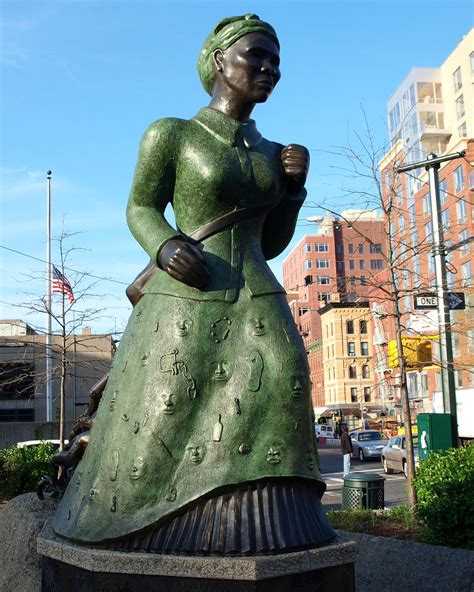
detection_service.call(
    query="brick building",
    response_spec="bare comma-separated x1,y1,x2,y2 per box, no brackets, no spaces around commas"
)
377,29,474,415
282,212,386,409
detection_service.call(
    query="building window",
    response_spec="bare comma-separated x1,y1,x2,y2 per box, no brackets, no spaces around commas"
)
315,243,329,252
0,363,35,399
318,292,331,302
424,220,433,241
399,215,405,233
456,95,465,119
316,259,330,268
357,244,364,254
454,166,464,193
370,243,382,253
455,370,463,388
359,260,366,270
360,276,367,285
453,66,462,92
361,342,369,356
350,276,356,286
350,387,358,403
461,261,471,287
452,332,460,357
349,260,355,270
305,243,312,252
362,364,370,378
304,275,313,286
303,259,312,270
348,365,357,379
467,328,474,350
396,185,404,205
348,244,354,254
336,244,343,254
422,194,431,215
456,199,467,223
458,122,467,138
459,229,469,256
439,179,448,204
348,342,356,356
347,320,354,334
360,320,367,334
316,276,331,285
0,409,35,422
364,387,371,402
336,261,344,272
370,260,383,270
441,209,449,227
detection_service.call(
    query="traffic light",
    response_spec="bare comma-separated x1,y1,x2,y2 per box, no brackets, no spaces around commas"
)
387,335,438,368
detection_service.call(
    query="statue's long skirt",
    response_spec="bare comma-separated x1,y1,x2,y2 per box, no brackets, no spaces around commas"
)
53,286,335,553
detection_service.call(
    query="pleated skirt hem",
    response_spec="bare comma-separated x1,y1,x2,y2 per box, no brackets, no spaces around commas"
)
108,479,336,555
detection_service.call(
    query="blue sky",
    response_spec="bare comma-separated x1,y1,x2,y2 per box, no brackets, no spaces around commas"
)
1,0,472,335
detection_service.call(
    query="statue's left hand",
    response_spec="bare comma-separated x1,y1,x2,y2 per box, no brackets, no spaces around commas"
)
281,144,310,195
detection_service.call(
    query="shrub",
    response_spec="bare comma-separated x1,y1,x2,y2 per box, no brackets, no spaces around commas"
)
0,442,55,500
414,444,474,549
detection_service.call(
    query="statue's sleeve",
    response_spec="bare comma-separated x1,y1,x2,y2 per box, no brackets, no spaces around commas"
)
126,118,185,263
261,188,306,261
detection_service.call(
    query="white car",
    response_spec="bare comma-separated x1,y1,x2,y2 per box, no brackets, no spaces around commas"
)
16,439,67,449
381,435,419,477
315,424,335,440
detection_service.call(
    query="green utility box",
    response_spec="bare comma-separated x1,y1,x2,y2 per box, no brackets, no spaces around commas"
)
417,413,454,460
342,472,385,510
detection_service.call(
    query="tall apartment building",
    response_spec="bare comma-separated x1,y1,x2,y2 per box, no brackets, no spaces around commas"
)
378,29,474,414
282,212,386,409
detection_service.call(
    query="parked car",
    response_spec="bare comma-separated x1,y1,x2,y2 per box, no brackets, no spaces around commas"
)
349,430,388,461
16,439,67,450
381,435,419,477
315,424,335,440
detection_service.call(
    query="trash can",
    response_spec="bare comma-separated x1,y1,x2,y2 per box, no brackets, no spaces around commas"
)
342,472,385,510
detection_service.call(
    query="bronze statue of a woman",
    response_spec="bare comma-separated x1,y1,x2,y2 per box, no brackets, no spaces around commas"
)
52,14,335,555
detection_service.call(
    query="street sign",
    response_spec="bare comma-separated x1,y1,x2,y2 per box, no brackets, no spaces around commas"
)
414,293,437,309
414,292,465,311
447,292,465,310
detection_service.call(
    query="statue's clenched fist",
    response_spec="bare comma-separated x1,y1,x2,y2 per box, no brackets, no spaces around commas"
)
158,239,210,290
281,144,310,194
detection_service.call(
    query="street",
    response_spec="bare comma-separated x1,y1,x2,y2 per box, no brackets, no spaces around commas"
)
318,445,409,510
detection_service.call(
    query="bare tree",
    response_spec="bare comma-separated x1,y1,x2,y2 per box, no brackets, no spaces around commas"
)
0,231,114,450
301,111,453,509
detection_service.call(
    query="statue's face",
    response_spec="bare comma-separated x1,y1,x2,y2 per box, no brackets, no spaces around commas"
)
215,32,280,103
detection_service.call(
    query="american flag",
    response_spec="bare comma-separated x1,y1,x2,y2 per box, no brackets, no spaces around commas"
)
52,265,75,304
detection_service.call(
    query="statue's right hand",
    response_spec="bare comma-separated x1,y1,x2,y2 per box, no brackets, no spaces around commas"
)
158,239,210,290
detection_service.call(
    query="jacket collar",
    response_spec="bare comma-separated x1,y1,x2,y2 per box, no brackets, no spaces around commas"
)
193,107,262,149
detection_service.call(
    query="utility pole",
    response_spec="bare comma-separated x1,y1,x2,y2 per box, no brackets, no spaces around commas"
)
396,150,465,447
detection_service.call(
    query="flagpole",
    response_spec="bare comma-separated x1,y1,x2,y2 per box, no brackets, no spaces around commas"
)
46,170,53,422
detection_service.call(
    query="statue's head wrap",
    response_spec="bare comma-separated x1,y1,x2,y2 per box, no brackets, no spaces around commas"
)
197,14,279,95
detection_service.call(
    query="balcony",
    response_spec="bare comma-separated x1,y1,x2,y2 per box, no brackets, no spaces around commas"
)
420,125,451,141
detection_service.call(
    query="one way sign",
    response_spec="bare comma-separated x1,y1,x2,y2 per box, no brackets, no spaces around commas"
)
414,292,465,310
448,292,466,310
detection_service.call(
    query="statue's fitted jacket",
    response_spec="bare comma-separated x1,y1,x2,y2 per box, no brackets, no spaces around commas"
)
53,108,327,544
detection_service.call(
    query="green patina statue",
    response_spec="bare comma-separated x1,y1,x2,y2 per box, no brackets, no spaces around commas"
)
52,14,335,554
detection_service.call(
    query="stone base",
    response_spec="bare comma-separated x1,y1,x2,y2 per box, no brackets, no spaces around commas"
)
38,523,357,592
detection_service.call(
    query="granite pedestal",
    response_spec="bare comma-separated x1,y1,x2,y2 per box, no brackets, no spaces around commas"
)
38,522,357,591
